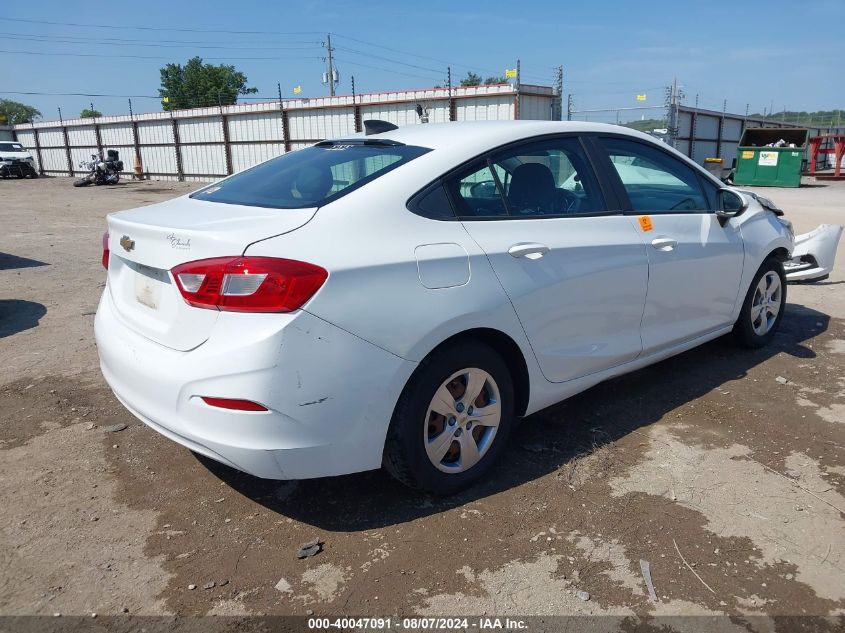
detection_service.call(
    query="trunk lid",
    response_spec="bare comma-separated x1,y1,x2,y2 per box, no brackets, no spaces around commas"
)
105,195,317,351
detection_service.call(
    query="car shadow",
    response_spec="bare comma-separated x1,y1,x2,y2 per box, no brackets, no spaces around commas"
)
0,300,47,338
198,302,828,531
0,253,49,271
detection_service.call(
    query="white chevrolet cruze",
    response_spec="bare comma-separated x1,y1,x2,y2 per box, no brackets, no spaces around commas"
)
95,121,794,494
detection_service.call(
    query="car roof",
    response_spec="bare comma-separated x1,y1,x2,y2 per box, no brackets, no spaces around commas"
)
326,121,722,194
353,120,657,151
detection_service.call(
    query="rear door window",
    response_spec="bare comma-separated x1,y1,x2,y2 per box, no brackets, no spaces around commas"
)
599,137,709,213
490,137,605,216
192,141,429,209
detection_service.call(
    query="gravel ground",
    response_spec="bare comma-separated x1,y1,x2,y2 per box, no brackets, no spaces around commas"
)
1,176,843,630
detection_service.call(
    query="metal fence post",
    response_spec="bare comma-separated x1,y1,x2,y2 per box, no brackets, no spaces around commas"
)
31,124,44,176
59,108,73,177
171,115,184,181
129,98,142,179
221,112,233,175
92,116,103,158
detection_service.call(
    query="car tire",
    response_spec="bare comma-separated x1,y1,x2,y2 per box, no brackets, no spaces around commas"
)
383,340,515,495
732,257,786,348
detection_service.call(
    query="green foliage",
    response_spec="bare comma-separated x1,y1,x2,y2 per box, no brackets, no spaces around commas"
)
459,72,483,87
80,108,102,119
460,71,511,87
158,57,258,111
0,99,41,125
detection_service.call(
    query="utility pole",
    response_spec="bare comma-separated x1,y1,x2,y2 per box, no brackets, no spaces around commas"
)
515,59,521,120
665,77,680,148
552,65,563,120
324,33,336,96
566,93,573,121
447,66,456,122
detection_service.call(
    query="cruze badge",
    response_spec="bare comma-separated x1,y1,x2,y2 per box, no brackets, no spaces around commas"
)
120,235,135,252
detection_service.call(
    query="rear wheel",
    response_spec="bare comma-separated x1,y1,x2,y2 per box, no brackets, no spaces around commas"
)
732,258,786,348
73,178,92,187
383,340,515,495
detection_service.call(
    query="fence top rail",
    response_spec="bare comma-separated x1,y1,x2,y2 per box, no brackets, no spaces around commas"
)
677,104,844,133
14,83,552,131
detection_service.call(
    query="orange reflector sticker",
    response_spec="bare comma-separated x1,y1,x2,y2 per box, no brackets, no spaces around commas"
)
638,215,654,232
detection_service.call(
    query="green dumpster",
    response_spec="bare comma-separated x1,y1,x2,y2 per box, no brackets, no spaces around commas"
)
734,128,808,188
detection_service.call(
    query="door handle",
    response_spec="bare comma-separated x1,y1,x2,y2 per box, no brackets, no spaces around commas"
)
650,237,677,251
508,243,550,259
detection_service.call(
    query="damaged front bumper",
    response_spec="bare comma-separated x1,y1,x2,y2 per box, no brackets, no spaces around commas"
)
784,224,843,282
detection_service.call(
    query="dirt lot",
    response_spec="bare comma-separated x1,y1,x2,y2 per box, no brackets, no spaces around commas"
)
1,176,844,630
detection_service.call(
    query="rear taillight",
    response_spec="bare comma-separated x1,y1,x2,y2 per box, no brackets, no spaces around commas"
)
102,231,109,270
171,256,327,313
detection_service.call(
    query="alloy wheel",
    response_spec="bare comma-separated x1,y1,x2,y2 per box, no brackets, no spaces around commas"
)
424,368,501,473
750,271,782,336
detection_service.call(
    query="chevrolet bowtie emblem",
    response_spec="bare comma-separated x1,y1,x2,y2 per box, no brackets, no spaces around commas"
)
120,235,135,252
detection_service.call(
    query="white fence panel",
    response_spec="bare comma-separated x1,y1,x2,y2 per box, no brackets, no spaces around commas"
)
138,120,174,145
359,103,420,127
228,112,284,142
180,144,226,176
37,128,65,147
231,143,285,172
456,96,513,121
288,108,355,140
67,126,97,146
100,123,134,147
178,117,223,143
41,148,67,173
140,145,177,175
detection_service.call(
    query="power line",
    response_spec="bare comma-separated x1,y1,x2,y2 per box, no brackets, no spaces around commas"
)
1,33,320,50
0,48,324,61
330,57,442,83
0,16,323,35
0,31,320,45
333,45,443,74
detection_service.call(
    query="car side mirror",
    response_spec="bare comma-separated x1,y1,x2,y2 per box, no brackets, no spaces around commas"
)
716,189,747,226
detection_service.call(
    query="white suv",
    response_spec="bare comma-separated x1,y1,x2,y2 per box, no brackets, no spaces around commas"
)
0,141,38,179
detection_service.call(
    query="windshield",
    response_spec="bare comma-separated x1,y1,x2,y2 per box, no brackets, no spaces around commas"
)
191,141,430,209
0,143,24,152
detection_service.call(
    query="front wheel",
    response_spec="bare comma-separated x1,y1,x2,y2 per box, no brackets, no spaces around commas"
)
732,258,786,348
383,340,515,495
73,177,93,187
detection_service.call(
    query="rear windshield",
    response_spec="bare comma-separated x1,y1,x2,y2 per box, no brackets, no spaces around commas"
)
0,143,24,152
191,141,430,209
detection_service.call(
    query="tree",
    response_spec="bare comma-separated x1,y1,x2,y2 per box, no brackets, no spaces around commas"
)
459,71,482,87
80,108,102,119
159,57,258,111
0,99,41,125
459,72,510,87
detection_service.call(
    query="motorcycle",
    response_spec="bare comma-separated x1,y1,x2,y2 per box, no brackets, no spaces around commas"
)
73,149,124,187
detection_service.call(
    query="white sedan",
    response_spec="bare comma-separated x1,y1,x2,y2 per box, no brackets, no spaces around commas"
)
95,121,795,494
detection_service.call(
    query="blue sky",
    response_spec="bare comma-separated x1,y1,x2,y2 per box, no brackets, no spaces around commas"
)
2,0,842,122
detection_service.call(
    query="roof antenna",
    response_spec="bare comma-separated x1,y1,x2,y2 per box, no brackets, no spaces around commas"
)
363,119,398,135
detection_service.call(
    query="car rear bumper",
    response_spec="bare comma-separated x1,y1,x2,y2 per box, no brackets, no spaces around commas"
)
94,289,415,479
